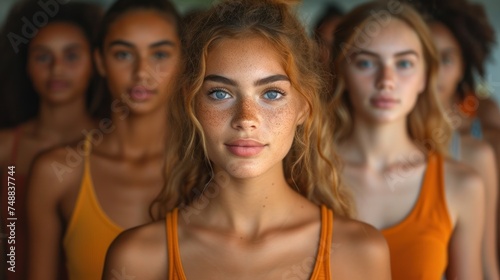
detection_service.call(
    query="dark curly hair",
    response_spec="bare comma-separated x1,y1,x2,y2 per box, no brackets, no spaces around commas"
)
409,0,496,100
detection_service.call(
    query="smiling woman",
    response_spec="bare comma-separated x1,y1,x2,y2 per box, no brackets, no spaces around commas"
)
101,1,391,280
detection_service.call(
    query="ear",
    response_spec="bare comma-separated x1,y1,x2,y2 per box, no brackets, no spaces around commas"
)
94,49,106,77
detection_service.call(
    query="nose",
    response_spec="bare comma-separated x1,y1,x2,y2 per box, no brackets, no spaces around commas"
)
50,56,63,76
376,65,395,91
231,97,259,131
135,57,156,88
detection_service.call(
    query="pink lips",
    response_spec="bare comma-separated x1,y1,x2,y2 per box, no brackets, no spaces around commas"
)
129,85,155,101
225,139,266,157
370,96,400,109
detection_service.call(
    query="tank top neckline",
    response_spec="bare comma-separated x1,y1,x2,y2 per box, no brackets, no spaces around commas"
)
381,153,438,234
64,135,123,238
167,205,333,280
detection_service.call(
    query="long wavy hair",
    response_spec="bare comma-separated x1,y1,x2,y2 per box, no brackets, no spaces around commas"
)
151,0,354,219
329,1,451,155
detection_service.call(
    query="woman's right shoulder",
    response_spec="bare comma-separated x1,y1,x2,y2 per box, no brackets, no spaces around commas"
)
331,215,392,280
102,220,168,279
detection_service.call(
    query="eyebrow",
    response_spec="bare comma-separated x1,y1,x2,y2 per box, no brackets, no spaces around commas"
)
204,74,290,87
108,39,175,49
354,49,420,58
30,43,83,52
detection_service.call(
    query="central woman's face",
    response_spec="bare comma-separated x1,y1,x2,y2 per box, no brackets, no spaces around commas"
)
196,36,307,180
98,10,181,115
344,18,426,124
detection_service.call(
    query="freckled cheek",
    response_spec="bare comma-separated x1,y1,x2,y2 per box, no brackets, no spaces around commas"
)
264,104,297,138
195,100,232,133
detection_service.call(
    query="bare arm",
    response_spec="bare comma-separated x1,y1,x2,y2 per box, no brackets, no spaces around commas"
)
446,164,485,279
26,150,69,280
462,138,499,279
332,219,392,280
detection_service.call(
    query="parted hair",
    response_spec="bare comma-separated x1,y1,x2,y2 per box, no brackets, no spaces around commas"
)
329,1,451,155
150,0,354,219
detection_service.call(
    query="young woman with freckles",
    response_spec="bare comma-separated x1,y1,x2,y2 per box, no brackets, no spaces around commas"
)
102,1,391,280
411,1,499,276
26,0,182,279
0,2,102,279
330,2,485,279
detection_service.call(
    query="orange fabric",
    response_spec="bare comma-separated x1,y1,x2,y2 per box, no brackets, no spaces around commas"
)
382,153,453,280
166,205,334,280
63,137,122,280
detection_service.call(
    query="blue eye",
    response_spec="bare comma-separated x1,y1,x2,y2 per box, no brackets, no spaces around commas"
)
209,89,231,100
356,59,374,69
397,60,413,69
263,90,284,100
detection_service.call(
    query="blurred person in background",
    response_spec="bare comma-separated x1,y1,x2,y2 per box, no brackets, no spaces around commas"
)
26,0,183,279
0,1,103,279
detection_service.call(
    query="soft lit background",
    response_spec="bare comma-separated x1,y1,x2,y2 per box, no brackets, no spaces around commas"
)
2,0,499,103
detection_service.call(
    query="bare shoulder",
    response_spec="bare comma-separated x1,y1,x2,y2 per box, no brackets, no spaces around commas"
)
443,158,485,223
102,220,168,279
27,143,87,207
331,215,391,280
443,158,484,197
460,135,495,166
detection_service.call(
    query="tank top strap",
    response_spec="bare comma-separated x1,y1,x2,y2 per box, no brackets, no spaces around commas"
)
412,153,452,231
310,205,334,279
166,208,186,280
9,126,23,164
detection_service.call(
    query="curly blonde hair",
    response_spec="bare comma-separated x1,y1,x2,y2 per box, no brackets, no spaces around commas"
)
151,0,354,219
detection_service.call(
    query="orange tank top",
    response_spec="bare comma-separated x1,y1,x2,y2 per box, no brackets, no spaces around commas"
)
166,205,334,280
63,137,123,280
382,153,453,280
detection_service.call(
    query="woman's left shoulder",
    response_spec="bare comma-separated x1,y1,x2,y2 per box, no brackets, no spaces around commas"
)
330,215,391,279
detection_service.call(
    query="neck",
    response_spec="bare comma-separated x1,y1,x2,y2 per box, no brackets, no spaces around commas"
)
196,163,303,238
34,97,94,142
105,106,168,159
343,117,423,170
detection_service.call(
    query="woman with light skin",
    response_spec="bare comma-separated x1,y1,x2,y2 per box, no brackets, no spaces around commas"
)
0,2,102,279
102,1,391,279
414,2,499,276
330,2,485,279
26,0,182,279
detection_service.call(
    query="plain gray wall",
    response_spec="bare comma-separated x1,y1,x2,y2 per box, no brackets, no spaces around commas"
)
2,0,499,103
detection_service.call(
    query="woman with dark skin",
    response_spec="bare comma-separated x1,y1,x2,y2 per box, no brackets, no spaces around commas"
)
102,1,391,279
0,2,102,279
26,0,182,279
